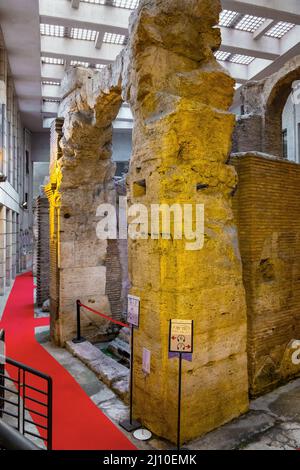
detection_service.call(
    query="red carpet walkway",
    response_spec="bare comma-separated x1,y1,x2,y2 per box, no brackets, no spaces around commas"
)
0,272,136,450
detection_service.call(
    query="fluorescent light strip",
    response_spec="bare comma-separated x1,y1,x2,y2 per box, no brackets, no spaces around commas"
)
70,27,97,41
235,14,266,32
103,32,127,45
42,80,61,86
95,64,106,69
219,10,239,27
43,98,60,103
70,60,90,68
40,24,65,37
41,57,65,65
265,21,295,38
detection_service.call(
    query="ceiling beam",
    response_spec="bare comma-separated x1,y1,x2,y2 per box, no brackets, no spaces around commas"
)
220,61,248,83
220,27,280,60
41,63,65,81
42,100,59,115
41,36,123,64
42,84,61,99
221,0,300,25
253,19,277,40
39,0,129,35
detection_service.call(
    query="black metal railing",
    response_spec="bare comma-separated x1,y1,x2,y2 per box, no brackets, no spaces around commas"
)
0,329,53,450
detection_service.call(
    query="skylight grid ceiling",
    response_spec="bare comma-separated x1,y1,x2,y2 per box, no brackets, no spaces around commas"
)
235,15,266,32
81,0,106,4
70,60,90,67
265,21,296,38
113,0,140,8
230,54,255,65
219,10,239,27
41,57,65,65
103,32,127,45
214,51,231,61
40,24,65,37
70,27,97,41
81,0,139,8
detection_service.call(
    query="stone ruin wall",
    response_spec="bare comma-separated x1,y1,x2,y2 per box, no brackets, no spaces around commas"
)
46,0,249,442
231,56,300,396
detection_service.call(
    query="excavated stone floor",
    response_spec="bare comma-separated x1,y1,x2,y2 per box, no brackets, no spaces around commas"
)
35,324,300,450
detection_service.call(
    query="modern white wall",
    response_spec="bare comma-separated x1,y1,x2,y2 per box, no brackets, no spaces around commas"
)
31,131,50,162
282,81,300,163
112,129,132,163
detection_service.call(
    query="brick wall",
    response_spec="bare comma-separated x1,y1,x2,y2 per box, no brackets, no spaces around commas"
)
36,196,50,307
231,152,300,396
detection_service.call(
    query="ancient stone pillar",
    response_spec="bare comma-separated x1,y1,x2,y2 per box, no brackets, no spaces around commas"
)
5,209,12,287
36,195,50,307
46,66,124,345
126,0,249,443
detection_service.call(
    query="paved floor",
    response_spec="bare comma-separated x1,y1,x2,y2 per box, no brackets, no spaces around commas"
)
36,326,300,450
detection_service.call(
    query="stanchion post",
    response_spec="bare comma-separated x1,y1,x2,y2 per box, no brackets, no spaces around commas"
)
129,324,134,424
72,300,86,344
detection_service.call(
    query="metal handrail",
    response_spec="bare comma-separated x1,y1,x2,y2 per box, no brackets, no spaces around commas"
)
0,328,53,450
0,418,40,450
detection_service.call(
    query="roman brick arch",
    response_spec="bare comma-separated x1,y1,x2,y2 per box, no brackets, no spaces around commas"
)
233,55,300,158
263,56,300,157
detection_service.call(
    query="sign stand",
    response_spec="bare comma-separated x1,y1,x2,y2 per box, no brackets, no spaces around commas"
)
133,370,152,441
169,319,194,451
120,296,141,432
177,352,183,451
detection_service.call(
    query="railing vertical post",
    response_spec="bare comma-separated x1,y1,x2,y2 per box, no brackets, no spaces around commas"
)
0,329,5,419
72,300,86,343
47,377,53,450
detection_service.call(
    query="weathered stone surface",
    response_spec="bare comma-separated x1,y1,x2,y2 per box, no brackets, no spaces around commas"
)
99,397,129,422
67,339,129,391
125,0,248,444
90,388,116,405
89,353,129,388
66,340,103,365
46,0,249,444
107,337,130,364
111,377,130,404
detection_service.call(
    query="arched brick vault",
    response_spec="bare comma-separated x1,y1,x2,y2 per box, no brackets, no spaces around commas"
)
233,55,300,158
47,0,249,443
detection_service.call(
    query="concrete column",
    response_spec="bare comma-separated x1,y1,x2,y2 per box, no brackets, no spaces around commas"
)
16,213,20,274
0,206,6,295
5,209,12,287
12,212,17,279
